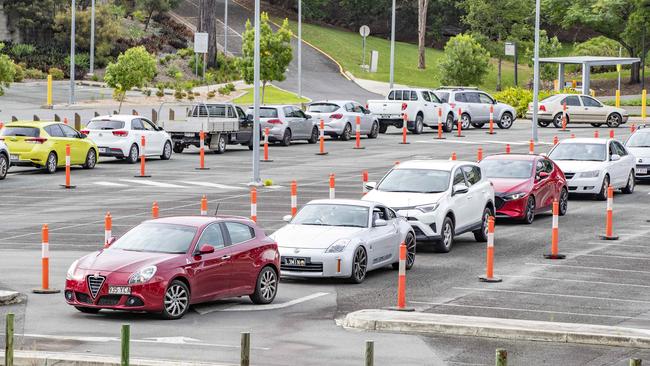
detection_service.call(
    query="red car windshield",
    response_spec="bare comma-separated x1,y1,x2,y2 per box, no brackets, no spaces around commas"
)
480,160,533,179
110,223,197,254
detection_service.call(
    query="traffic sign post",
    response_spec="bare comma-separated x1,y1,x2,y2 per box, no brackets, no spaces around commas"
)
505,42,517,87
194,32,208,80
359,25,370,71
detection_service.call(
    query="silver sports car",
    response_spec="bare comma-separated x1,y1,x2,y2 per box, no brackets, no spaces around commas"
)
270,199,416,283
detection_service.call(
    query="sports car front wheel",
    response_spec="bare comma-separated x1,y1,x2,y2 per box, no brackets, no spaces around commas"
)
348,246,368,284
392,233,416,270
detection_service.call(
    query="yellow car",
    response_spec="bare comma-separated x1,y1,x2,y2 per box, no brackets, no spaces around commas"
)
0,121,98,174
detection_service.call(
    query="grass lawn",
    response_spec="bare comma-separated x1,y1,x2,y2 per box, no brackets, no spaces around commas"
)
234,85,311,105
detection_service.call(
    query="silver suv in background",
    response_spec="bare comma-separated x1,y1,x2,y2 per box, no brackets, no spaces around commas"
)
246,105,319,146
433,87,516,130
306,101,379,140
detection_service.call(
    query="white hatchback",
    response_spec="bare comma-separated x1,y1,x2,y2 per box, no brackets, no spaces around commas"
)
363,160,495,253
548,138,636,199
82,115,173,163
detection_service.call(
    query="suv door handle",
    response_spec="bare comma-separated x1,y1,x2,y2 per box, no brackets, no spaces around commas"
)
221,255,231,260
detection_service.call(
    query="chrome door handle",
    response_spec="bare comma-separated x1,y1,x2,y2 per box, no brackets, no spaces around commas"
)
221,255,231,260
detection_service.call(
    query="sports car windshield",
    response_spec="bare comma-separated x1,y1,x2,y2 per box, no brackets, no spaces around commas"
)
626,132,650,147
480,160,533,179
110,223,197,254
377,169,450,193
549,143,606,162
292,204,369,228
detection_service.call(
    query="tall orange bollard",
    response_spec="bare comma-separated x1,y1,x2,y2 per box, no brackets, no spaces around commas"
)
196,130,209,169
250,188,257,222
477,147,483,161
560,102,570,132
261,127,273,162
200,195,208,215
33,224,60,294
487,105,496,135
329,173,336,199
505,144,511,154
553,136,559,145
353,116,364,149
400,114,409,144
316,119,328,155
60,144,76,189
362,171,369,196
135,135,151,178
631,124,636,133
599,186,618,240
544,200,566,259
435,107,445,140
609,129,615,139
152,201,159,218
529,139,535,154
457,108,465,137
397,242,407,309
450,152,457,161
479,216,501,282
291,180,297,216
104,212,112,247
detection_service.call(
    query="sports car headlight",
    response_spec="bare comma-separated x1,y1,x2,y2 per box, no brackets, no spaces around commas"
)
326,239,351,253
580,170,600,178
416,203,439,213
66,260,79,280
128,266,157,284
502,192,526,201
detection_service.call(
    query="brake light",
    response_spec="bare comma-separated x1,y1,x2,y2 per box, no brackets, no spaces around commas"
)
449,103,456,109
112,130,129,137
25,137,47,144
539,105,546,112
329,113,343,119
401,103,408,111
365,104,368,109
267,119,282,124
80,130,89,135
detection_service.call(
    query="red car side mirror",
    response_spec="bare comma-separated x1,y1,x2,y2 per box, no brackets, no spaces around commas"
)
104,236,117,248
538,171,550,179
199,244,215,255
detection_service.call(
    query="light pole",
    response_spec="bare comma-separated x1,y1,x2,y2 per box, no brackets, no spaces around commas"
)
531,0,541,142
224,0,228,55
389,0,396,89
89,0,95,75
69,0,76,105
251,0,261,185
298,0,302,101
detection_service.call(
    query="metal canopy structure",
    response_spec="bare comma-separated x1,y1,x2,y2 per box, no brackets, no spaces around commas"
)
539,56,641,95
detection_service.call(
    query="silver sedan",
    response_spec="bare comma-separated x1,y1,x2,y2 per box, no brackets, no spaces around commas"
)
246,105,319,146
306,101,379,140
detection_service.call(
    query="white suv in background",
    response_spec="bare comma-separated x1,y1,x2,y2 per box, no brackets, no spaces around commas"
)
83,115,173,163
363,160,495,253
433,87,516,130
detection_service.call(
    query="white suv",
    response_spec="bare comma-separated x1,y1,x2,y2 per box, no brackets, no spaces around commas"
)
433,87,516,130
363,160,495,252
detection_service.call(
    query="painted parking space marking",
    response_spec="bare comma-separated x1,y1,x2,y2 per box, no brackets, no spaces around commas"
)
525,262,650,274
194,292,329,315
499,275,650,289
453,287,650,304
179,181,245,190
93,181,129,187
567,253,650,261
119,179,186,188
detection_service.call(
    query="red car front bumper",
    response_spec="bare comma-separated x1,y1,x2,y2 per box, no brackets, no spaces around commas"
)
495,195,528,219
64,271,168,313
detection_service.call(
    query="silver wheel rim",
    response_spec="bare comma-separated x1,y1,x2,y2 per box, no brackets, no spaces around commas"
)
345,125,351,139
417,117,423,132
0,156,7,176
628,172,634,191
526,198,535,222
219,137,226,151
353,248,367,281
560,190,568,213
602,177,609,196
501,114,512,128
443,222,452,248
48,154,56,171
608,114,620,127
260,269,277,301
446,116,453,130
462,115,470,129
164,284,188,317
130,145,138,160
164,142,171,157
483,211,490,237
406,235,416,267
87,151,96,167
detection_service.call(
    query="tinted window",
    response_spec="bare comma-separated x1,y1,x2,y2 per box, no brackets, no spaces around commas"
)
225,222,254,244
435,92,450,103
308,103,340,113
87,120,125,130
429,92,442,103
453,169,466,185
410,91,418,101
293,108,307,119
454,93,467,102
283,107,293,117
479,93,494,104
562,96,581,106
377,168,451,193
197,224,225,249
466,92,481,103
59,124,79,138
293,204,369,228
388,90,396,100
542,159,554,173
44,125,65,137
549,143,606,162
236,106,246,118
131,119,145,130
141,119,157,131
462,166,481,185
422,92,431,102
1,126,40,137
612,141,627,156
254,108,279,118
480,160,533,179
581,96,602,107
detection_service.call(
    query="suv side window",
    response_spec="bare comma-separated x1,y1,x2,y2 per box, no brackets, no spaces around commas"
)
461,165,481,185
236,106,246,118
479,93,494,104
454,93,466,102
196,223,225,250
422,91,431,102
394,90,403,100
388,90,395,100
225,222,255,245
466,92,481,103
410,91,418,101
60,124,79,137
453,168,467,186
562,96,581,106
131,119,145,130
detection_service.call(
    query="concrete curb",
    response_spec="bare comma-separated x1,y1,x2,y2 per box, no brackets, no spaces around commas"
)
343,309,650,348
0,350,234,366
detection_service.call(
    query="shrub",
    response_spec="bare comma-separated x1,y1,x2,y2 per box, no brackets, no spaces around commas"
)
177,48,193,59
207,90,216,99
12,63,25,82
49,67,65,80
187,93,195,101
188,55,204,76
25,68,46,79
493,87,578,118
225,82,236,92
132,10,148,23
91,74,100,82
574,37,625,73
166,65,180,78
218,86,230,95
264,179,273,186
438,34,491,86
10,44,36,59
174,89,183,100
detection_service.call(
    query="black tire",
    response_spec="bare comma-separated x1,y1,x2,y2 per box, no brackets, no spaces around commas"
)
160,141,172,160
307,126,319,144
75,306,100,314
497,112,514,129
280,129,292,146
348,246,368,284
0,153,8,180
368,122,379,139
214,134,227,154
433,216,454,253
471,122,485,129
538,120,551,127
340,123,352,141
126,144,139,164
412,114,424,134
473,206,493,242
378,124,388,134
606,113,622,128
558,188,569,216
460,113,471,130
522,196,535,224
82,149,97,169
591,123,603,128
250,266,278,304
552,113,566,128
444,114,454,132
392,233,416,270
621,170,635,194
161,280,190,320
45,152,57,174
596,175,610,201
173,144,184,154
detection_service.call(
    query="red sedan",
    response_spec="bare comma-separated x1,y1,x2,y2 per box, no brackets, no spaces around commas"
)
479,154,568,224
65,216,280,319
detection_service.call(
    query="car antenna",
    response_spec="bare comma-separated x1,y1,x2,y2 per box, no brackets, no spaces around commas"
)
213,203,220,216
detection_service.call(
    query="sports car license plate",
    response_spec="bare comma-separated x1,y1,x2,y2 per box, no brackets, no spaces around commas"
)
637,168,648,175
108,286,131,295
285,257,307,266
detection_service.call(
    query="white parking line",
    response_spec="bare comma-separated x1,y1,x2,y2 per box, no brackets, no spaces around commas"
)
93,181,129,187
568,253,650,261
525,262,650,274
582,242,649,248
499,275,650,289
119,179,186,188
453,287,650,304
194,292,329,315
179,181,245,190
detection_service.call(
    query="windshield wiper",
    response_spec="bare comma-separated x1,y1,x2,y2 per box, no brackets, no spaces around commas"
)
301,223,327,226
332,224,365,228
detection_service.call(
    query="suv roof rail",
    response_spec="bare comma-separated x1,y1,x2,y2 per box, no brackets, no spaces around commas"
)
437,86,479,90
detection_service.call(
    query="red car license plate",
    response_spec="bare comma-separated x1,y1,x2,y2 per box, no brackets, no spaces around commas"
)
108,286,131,295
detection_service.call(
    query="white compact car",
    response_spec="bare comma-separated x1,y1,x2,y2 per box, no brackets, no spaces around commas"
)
624,125,650,181
363,160,495,253
306,100,379,140
246,105,318,146
548,138,636,199
0,140,9,180
270,199,415,283
82,115,173,163
526,94,629,128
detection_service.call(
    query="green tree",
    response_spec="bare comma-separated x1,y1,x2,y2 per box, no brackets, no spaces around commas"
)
103,46,157,112
460,0,533,90
438,34,491,86
522,31,562,81
0,44,16,96
136,0,180,30
543,0,650,83
0,0,66,44
238,13,293,103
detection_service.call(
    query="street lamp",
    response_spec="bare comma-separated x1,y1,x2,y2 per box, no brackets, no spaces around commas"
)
298,0,302,101
224,0,228,55
89,0,95,75
531,0,541,142
389,0,396,89
251,0,261,185
69,0,76,105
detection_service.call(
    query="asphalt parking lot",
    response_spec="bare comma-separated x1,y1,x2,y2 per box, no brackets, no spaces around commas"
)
1,118,649,365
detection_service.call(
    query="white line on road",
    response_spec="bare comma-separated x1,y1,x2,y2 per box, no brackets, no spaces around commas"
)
499,275,650,289
581,242,649,248
119,179,186,188
194,292,329,315
93,181,129,187
179,181,245,190
568,253,650,261
525,262,650,274
453,287,650,304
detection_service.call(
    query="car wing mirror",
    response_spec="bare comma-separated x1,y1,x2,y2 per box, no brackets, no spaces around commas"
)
373,219,388,227
282,215,293,223
452,183,469,195
611,154,621,161
537,171,550,180
199,244,215,255
365,182,377,191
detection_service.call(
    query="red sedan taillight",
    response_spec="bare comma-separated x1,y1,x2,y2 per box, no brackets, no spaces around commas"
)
267,119,283,124
112,130,129,137
449,103,456,109
80,129,89,135
25,137,47,144
329,113,343,119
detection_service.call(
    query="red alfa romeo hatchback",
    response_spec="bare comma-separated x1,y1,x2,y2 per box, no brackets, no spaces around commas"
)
65,216,280,319
479,154,568,224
